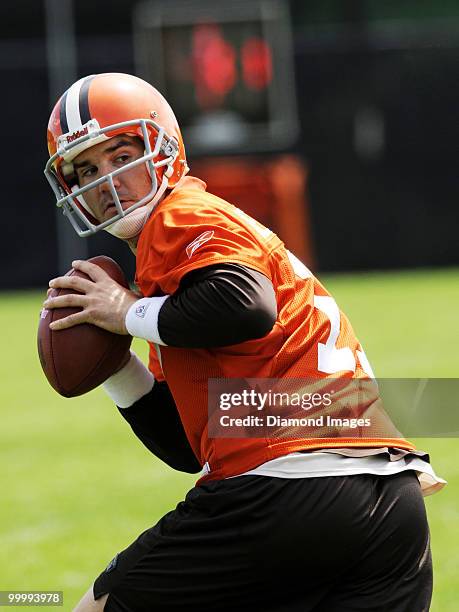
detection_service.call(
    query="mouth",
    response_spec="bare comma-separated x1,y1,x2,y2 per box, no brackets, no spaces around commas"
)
103,200,132,217
104,202,118,215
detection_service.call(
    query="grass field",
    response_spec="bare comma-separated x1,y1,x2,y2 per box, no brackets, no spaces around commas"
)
0,267,458,610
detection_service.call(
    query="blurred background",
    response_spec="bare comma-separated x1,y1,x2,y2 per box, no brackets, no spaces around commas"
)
1,0,458,285
0,1,458,609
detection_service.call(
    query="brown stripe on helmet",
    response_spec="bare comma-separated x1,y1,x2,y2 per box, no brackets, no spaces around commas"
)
59,89,69,134
79,75,96,125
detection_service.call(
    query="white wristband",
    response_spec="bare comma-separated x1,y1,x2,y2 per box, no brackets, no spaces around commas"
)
125,296,169,345
102,351,155,408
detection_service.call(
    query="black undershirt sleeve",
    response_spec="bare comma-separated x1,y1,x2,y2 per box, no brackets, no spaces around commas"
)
118,381,201,473
157,263,277,348
118,264,276,472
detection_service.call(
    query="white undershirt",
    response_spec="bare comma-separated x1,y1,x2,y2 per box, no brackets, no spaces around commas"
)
234,452,446,497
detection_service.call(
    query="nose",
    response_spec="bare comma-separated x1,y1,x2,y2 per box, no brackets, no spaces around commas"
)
98,162,121,194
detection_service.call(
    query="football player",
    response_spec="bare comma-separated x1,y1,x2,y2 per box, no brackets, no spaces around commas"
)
44,73,444,612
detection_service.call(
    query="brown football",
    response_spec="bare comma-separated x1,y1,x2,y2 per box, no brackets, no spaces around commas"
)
37,255,133,397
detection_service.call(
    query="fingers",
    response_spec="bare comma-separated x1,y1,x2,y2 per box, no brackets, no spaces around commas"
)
44,292,86,310
71,259,108,282
44,292,87,330
43,261,135,335
48,274,94,294
49,310,88,331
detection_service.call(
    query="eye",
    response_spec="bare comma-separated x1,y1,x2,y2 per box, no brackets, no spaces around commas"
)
80,166,97,179
115,153,131,164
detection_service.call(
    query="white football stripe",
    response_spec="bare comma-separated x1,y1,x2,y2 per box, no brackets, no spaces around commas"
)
65,77,86,132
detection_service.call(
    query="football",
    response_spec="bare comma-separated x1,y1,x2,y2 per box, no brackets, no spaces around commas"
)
37,255,133,397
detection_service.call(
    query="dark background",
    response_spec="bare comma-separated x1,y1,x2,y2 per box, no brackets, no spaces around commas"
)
1,0,458,288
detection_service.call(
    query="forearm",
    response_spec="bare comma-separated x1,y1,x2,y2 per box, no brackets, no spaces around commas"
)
103,353,201,473
125,263,277,348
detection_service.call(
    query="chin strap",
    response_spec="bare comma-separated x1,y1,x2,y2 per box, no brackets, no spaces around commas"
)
105,170,171,240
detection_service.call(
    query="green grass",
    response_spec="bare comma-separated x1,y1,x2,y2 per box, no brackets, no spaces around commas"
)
0,267,457,610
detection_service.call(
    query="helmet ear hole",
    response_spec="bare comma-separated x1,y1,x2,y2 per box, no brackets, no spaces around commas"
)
62,162,74,178
60,162,78,188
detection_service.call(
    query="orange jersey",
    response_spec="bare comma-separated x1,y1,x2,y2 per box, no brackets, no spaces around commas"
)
135,177,415,483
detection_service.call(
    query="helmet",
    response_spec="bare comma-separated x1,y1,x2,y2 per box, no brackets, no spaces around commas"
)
45,73,189,238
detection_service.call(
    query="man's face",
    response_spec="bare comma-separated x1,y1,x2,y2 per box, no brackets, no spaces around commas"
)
73,135,151,224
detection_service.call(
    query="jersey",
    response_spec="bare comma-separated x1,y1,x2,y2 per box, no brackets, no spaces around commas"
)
135,176,416,483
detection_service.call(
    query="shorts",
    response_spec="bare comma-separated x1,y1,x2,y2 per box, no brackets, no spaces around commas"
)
94,471,432,611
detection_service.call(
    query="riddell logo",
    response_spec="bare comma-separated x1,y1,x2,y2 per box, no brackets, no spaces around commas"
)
186,230,215,258
66,126,88,143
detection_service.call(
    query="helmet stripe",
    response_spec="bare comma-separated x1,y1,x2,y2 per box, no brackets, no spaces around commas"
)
65,76,88,132
79,75,95,125
59,89,69,134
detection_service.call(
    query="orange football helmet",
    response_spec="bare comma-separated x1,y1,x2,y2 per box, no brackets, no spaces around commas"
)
45,73,189,238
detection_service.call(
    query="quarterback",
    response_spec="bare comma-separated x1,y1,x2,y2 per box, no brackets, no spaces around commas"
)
43,73,443,611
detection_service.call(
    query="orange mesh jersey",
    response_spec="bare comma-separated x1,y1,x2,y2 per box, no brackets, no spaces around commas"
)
136,177,415,483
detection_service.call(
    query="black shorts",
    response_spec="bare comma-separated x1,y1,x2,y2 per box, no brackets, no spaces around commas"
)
94,472,432,611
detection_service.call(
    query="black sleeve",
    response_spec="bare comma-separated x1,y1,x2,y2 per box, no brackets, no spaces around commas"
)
158,263,277,348
118,381,201,474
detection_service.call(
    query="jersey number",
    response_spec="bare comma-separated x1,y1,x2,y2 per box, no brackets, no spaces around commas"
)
314,295,374,377
286,250,374,377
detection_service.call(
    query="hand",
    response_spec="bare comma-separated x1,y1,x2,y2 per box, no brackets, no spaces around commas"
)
43,260,140,334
